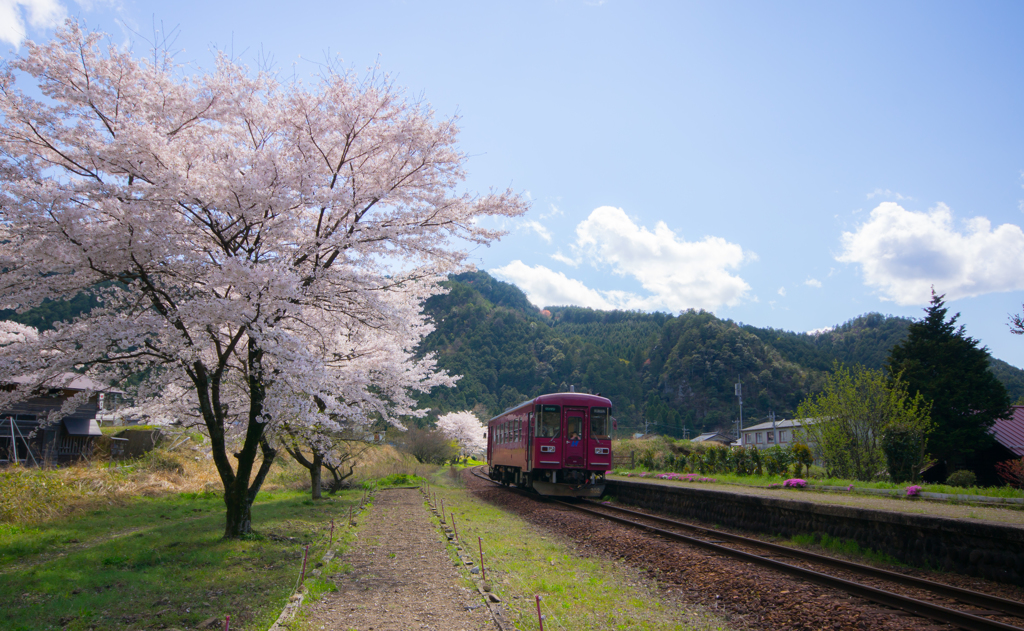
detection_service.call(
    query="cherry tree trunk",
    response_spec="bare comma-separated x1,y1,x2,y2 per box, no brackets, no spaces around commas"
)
309,452,324,500
223,484,254,537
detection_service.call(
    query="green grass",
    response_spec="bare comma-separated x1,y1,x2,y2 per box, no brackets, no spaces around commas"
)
610,469,1024,500
372,472,426,487
0,488,361,631
412,482,731,631
790,532,901,566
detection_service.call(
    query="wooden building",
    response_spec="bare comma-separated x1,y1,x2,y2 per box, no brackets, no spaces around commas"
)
0,374,123,466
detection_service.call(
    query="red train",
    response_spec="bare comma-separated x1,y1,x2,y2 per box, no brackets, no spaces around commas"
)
486,392,612,497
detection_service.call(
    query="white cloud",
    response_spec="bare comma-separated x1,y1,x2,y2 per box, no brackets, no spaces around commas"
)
521,220,552,243
491,261,616,310
493,206,753,312
837,202,1024,305
777,287,786,297
540,203,563,219
807,326,834,335
804,278,822,288
550,251,578,267
867,188,912,201
0,0,66,48
571,206,751,311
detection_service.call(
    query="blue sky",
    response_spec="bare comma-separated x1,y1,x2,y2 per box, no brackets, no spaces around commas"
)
5,1,1024,367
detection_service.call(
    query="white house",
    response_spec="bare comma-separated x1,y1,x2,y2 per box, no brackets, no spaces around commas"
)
739,418,814,449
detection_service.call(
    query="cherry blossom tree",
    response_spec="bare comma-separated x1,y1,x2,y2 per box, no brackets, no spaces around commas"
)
436,411,487,458
0,22,527,537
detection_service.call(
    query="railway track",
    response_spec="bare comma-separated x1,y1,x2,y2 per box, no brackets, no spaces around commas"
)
468,466,1024,631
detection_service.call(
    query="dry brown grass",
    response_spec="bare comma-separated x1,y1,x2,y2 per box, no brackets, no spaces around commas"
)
0,440,428,526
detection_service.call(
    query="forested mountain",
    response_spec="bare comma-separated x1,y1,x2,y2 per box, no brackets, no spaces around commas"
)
5,271,1024,436
415,272,1024,436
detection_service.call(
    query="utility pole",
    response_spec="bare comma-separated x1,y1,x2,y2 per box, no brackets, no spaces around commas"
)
734,380,743,440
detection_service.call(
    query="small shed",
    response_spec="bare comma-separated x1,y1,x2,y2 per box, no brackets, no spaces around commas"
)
692,431,734,447
1,374,122,466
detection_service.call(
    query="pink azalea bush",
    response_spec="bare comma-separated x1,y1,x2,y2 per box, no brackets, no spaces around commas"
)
783,478,807,488
905,485,922,497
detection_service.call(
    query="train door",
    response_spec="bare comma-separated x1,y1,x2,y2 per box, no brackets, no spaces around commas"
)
535,404,562,469
564,407,587,468
587,406,612,470
526,410,534,472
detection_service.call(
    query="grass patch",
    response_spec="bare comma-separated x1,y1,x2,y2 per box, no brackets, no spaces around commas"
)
373,473,426,488
0,488,361,631
610,469,1024,501
789,532,901,566
418,482,731,630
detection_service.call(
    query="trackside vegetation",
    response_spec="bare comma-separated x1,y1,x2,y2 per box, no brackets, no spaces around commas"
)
610,436,1024,500
397,471,732,631
0,444,428,631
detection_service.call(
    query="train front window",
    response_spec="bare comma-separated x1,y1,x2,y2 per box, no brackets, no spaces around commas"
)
566,416,582,440
590,407,610,439
537,405,560,438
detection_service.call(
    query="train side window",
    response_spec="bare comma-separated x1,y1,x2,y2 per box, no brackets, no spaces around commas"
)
537,405,561,438
590,407,610,439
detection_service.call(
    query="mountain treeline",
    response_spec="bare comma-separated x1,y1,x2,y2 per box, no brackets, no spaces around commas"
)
4,270,1023,438
414,272,1024,437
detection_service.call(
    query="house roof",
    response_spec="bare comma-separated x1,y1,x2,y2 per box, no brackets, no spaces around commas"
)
9,373,124,394
693,432,732,443
63,417,102,436
741,418,814,432
992,405,1024,457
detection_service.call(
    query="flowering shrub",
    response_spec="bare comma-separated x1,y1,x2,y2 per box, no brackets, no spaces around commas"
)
905,485,922,497
783,478,807,488
847,484,854,492
767,483,782,489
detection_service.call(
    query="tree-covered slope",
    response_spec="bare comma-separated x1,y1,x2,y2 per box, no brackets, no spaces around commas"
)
6,270,1024,432
415,272,1024,435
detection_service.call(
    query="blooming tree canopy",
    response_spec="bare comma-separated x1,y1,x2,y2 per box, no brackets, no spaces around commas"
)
436,411,487,456
0,22,527,536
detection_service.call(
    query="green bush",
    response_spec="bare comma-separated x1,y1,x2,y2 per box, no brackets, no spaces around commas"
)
945,469,976,488
881,422,928,483
139,449,186,475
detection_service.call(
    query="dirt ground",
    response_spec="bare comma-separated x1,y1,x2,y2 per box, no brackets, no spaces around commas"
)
298,488,496,631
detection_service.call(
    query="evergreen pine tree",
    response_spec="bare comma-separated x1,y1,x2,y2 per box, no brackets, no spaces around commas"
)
887,290,1010,471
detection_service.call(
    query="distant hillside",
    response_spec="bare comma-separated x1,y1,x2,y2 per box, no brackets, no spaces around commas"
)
5,271,1024,432
415,271,1024,435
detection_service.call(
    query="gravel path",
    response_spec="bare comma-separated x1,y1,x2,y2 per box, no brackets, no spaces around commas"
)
299,488,496,631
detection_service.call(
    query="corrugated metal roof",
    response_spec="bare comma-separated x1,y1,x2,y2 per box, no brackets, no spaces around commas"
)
63,417,102,436
741,418,814,432
992,406,1024,457
9,373,124,394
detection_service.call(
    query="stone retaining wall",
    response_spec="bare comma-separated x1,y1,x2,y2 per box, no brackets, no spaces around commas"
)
606,480,1024,586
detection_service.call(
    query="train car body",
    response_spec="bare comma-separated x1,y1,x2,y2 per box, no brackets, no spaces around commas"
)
487,392,612,497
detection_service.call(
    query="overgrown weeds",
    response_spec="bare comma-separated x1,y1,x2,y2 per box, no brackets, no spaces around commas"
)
419,477,730,631
790,532,901,566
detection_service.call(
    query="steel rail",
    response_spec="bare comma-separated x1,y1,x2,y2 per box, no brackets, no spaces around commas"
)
579,498,1024,620
468,467,1024,631
553,499,1023,631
